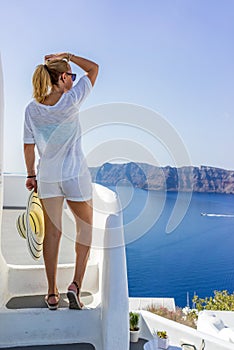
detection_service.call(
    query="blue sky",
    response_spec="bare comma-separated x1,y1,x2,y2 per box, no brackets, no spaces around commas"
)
1,0,234,172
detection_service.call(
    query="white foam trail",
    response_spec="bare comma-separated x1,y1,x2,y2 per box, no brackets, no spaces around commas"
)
201,213,234,218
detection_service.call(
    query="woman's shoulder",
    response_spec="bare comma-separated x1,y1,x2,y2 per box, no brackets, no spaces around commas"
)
72,75,92,92
68,75,92,104
25,99,38,113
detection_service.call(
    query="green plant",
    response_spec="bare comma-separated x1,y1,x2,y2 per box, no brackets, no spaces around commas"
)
129,312,140,331
193,290,234,311
157,331,168,339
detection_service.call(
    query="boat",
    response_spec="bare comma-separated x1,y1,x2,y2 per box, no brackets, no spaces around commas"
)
1,56,234,350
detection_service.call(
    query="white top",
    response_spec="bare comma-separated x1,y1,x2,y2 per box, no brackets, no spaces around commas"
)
24,75,92,182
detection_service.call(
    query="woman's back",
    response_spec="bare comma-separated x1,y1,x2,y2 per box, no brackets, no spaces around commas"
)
24,75,92,182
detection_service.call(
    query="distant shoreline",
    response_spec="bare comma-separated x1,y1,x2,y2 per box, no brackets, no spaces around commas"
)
89,162,234,194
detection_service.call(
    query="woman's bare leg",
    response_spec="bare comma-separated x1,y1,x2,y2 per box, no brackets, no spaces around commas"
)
41,196,64,304
66,199,93,304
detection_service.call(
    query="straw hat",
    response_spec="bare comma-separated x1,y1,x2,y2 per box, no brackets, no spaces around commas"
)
16,191,44,260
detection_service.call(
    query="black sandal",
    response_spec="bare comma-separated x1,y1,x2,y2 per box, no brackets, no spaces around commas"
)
67,281,83,310
45,292,60,310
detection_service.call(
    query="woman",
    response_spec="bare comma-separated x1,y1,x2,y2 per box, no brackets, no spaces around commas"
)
23,52,98,310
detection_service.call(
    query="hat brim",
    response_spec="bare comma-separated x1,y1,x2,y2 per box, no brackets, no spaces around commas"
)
16,212,27,239
26,191,44,260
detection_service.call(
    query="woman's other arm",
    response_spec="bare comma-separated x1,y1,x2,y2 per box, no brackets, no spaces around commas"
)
24,143,37,192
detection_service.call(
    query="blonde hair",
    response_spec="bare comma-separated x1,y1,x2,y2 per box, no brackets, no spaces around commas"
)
32,60,70,103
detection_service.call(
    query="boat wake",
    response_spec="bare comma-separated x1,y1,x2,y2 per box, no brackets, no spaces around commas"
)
201,213,234,217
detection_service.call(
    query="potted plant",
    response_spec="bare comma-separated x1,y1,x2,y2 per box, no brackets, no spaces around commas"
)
156,330,169,349
129,312,140,343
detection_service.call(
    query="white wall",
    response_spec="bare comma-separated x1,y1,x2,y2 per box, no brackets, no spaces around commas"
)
0,54,9,306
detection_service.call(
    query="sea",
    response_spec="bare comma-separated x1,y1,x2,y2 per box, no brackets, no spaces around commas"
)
108,185,234,308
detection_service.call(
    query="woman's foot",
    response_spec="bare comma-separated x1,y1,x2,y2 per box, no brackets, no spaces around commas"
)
67,281,84,309
45,292,60,310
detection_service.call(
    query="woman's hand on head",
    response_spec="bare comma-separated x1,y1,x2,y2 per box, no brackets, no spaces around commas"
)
44,52,69,62
26,178,37,193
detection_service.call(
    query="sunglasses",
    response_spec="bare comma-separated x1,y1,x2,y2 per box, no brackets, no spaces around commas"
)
66,72,76,82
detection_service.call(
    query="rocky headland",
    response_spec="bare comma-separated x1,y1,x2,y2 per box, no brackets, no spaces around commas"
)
89,163,234,194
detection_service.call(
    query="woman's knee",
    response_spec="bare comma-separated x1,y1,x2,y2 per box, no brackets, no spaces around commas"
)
84,210,93,226
45,227,62,240
82,202,93,226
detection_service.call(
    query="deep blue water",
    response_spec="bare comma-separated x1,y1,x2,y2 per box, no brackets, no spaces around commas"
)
108,186,234,307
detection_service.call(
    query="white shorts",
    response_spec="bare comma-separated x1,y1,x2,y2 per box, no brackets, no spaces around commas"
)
37,176,93,201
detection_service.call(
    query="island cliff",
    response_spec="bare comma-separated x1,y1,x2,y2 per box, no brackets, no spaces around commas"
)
89,163,234,194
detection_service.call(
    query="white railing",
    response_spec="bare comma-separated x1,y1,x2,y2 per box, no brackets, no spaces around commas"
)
101,213,129,348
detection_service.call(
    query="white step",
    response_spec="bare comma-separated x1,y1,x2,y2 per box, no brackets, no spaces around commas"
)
0,307,102,349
